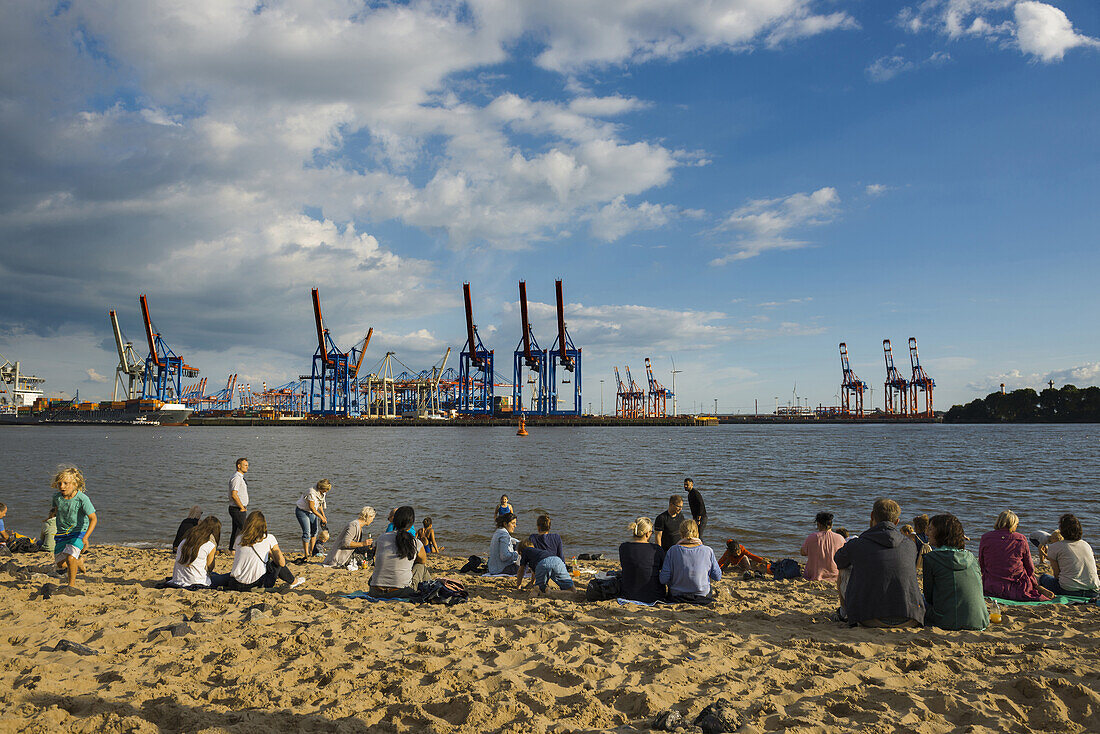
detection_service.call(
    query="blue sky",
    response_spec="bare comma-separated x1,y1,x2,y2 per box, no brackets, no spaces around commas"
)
1,0,1098,412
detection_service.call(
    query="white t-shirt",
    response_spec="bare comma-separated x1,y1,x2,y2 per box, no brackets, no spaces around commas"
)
230,471,249,506
231,534,279,585
1049,539,1100,592
172,539,215,587
296,487,323,512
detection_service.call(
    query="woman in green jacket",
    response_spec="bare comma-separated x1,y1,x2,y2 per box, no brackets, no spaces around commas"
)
923,514,990,631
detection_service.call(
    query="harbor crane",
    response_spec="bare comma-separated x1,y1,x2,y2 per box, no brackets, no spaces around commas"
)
908,337,934,417
839,342,867,417
644,357,671,417
546,280,582,415
512,281,548,415
883,339,909,415
624,366,646,418
302,288,371,417
139,294,199,402
109,309,145,401
614,367,628,418
458,282,494,415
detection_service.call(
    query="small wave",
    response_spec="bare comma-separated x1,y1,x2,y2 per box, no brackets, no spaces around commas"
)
119,541,163,549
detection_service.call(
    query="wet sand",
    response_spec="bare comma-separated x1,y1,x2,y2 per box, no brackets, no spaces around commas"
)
1,546,1099,733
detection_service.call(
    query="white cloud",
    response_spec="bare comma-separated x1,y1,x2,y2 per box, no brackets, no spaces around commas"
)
589,196,679,242
711,187,840,264
865,50,951,82
85,368,109,383
865,183,892,196
1015,1,1100,62
899,0,1098,62
969,362,1100,393
758,297,812,307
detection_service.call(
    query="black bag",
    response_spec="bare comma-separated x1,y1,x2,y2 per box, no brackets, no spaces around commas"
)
585,574,622,601
458,555,486,574
7,536,37,553
413,579,469,605
772,558,801,580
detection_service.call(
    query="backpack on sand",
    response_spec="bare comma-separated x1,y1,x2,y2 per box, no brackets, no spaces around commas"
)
585,574,622,601
772,558,801,580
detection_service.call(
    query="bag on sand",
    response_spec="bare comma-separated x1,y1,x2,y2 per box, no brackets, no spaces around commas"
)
458,555,486,574
585,574,622,602
772,558,801,580
413,578,468,605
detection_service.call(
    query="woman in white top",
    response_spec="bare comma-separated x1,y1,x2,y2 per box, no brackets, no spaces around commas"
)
1040,513,1100,598
488,512,520,575
230,511,304,590
170,516,229,588
295,479,331,562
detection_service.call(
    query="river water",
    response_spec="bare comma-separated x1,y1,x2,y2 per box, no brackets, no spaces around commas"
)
1,424,1097,560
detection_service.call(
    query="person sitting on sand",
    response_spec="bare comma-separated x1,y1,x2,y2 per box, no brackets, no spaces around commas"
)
496,495,514,519
901,523,929,569
923,514,989,630
385,507,416,536
913,515,930,546
979,510,1053,601
172,506,202,552
801,512,846,581
1039,514,1100,598
515,537,574,595
295,479,331,562
51,466,97,589
229,511,304,590
619,517,666,603
40,508,57,555
1030,529,1062,565
717,539,769,573
417,517,443,554
488,513,520,575
170,516,230,588
0,503,11,546
834,498,924,627
659,519,721,604
835,528,850,541
529,514,564,560
654,495,685,552
323,506,376,569
370,506,432,598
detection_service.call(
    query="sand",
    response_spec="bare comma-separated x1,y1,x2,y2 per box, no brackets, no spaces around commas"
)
0,546,1099,733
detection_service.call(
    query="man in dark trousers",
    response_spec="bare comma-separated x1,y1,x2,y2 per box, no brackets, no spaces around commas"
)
685,477,707,537
654,495,685,551
228,457,249,551
834,497,925,627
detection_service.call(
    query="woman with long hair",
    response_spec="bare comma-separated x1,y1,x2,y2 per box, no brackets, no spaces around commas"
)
369,505,431,597
171,516,229,588
229,511,304,590
923,513,989,630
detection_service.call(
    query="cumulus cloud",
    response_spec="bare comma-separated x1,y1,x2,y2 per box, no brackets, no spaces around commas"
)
85,368,108,383
711,187,840,265
898,0,1098,62
865,183,892,196
969,362,1100,393
865,50,951,82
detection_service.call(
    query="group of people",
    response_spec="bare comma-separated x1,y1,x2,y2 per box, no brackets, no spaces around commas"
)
792,501,1099,629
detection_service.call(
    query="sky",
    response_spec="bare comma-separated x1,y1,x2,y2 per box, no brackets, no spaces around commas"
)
1,0,1098,413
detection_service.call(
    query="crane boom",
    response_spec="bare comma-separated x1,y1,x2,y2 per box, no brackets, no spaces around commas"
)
463,282,480,368
312,288,330,366
555,279,571,367
351,328,373,379
139,294,163,368
109,310,127,365
519,281,533,364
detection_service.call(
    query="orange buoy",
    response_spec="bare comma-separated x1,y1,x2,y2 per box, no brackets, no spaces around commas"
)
517,415,528,436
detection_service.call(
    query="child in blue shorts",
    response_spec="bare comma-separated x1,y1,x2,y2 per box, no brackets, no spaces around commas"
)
51,466,97,588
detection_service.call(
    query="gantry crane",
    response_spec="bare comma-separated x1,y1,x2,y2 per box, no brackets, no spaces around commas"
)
139,294,199,403
512,281,547,415
644,357,671,417
302,288,371,417
839,342,867,417
546,280,582,415
458,282,494,415
109,309,145,401
908,337,934,417
614,367,628,418
883,339,909,416
624,366,646,419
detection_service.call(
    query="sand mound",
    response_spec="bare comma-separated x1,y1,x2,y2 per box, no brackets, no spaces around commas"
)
0,546,1098,732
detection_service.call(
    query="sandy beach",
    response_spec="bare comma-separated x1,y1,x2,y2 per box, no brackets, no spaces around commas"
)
1,546,1098,733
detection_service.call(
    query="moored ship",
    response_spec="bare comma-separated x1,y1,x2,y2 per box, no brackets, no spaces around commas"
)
0,396,192,426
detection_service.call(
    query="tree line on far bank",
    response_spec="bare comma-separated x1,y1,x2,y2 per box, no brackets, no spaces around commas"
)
945,384,1100,422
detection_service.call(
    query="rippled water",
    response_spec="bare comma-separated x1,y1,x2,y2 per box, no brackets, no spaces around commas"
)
2,424,1097,560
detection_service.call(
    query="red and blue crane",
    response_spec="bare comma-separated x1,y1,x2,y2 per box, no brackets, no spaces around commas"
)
512,281,548,415
546,279,582,415
304,288,371,417
839,342,867,417
908,337,934,417
883,339,909,415
139,294,199,403
458,282,494,415
645,357,671,417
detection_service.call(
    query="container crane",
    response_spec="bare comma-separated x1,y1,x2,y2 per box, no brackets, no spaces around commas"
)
458,282,494,415
302,288,371,417
908,337,934,417
624,366,645,419
546,279,582,415
109,310,145,401
839,342,867,417
883,339,909,416
614,367,628,418
512,281,547,415
644,357,671,417
139,294,199,402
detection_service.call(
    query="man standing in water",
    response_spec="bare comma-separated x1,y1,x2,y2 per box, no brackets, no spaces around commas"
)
228,458,249,550
685,478,708,538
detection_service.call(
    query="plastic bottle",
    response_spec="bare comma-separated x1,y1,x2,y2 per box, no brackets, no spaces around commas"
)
571,555,579,579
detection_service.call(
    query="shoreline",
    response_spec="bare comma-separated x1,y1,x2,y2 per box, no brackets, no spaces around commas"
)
2,545,1099,732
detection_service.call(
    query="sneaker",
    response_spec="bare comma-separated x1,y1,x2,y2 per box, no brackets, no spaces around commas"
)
289,576,306,589
347,561,359,571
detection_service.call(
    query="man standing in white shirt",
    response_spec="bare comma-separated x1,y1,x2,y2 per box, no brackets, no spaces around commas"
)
228,458,249,550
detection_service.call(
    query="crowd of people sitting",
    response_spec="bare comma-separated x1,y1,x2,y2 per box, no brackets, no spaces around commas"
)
18,461,1099,629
